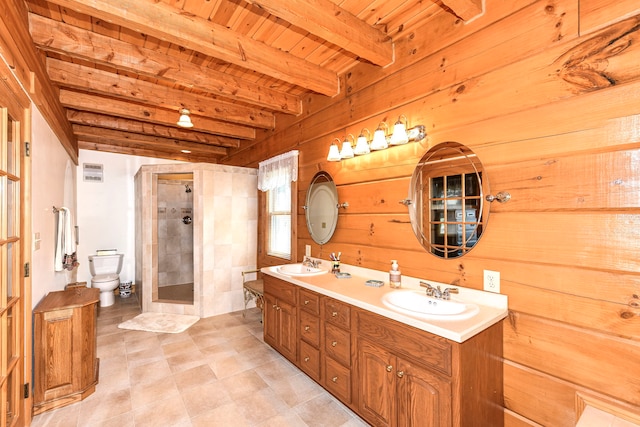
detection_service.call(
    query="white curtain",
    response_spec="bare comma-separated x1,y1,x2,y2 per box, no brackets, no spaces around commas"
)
257,150,299,192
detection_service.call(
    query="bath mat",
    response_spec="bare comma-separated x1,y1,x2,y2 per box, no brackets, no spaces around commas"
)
118,312,199,334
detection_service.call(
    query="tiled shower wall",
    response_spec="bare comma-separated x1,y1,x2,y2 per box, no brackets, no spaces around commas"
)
157,179,193,288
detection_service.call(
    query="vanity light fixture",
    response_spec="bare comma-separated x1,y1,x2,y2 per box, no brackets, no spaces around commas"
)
339,134,356,159
370,122,389,151
177,108,194,128
326,115,427,162
390,115,409,145
327,138,342,162
354,128,371,155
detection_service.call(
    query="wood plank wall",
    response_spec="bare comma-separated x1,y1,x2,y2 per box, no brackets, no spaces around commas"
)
224,0,640,425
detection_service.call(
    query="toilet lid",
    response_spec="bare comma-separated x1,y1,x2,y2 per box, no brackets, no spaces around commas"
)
92,273,119,283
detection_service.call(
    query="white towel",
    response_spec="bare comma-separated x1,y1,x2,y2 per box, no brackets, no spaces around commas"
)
54,207,76,271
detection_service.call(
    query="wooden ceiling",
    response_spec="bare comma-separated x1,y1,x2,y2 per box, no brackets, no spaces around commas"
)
24,0,480,163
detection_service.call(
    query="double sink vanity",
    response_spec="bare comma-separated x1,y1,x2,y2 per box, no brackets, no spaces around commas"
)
261,142,509,425
261,260,507,427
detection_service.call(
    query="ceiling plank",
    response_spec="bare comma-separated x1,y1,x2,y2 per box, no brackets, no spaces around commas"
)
440,0,483,21
28,13,302,115
77,140,222,163
41,0,340,96
66,110,241,148
240,0,393,66
73,124,229,156
47,58,275,129
59,90,256,139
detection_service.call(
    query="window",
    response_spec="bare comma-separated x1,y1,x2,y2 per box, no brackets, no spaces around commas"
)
258,150,298,263
266,181,291,259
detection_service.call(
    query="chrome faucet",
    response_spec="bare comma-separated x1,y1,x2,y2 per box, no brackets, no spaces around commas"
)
302,256,320,268
419,281,459,300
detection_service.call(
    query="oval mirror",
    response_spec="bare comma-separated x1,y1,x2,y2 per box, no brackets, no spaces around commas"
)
305,171,339,245
408,142,489,259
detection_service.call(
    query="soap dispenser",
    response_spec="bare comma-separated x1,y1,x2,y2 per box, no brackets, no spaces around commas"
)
389,260,402,288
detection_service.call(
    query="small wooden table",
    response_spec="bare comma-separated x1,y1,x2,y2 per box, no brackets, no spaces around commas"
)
242,269,264,319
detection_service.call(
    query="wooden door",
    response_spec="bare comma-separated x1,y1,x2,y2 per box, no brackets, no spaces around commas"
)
358,339,396,427
396,357,452,427
0,61,29,427
277,298,297,362
263,292,278,348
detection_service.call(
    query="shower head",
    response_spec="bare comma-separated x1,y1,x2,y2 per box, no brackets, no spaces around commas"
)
185,184,192,193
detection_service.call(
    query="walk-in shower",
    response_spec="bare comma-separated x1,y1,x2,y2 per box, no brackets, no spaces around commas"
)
135,163,258,318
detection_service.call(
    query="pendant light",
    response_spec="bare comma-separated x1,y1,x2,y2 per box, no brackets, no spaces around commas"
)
177,109,194,128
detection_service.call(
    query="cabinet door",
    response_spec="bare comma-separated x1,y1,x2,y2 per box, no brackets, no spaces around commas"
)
396,358,452,427
278,298,297,362
358,339,396,427
264,293,278,348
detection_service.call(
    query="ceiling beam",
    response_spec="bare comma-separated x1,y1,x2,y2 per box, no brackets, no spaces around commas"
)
47,58,275,129
28,14,302,115
66,111,240,148
240,0,393,66
73,125,229,156
440,0,483,21
77,140,222,163
41,0,340,96
59,90,256,139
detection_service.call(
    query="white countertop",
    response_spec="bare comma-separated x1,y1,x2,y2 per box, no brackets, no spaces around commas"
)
261,259,508,343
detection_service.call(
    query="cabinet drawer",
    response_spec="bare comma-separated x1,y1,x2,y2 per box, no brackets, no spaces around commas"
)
356,308,452,376
324,297,351,329
299,289,320,315
264,276,296,305
324,323,351,367
324,356,351,403
299,310,320,347
299,340,321,381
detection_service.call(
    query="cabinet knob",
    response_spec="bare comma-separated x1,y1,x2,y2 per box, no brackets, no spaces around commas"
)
304,300,310,305
304,356,310,362
276,306,281,311
397,370,404,378
304,325,310,331
386,365,393,372
332,311,338,317
332,376,338,383
272,304,277,309
331,341,337,347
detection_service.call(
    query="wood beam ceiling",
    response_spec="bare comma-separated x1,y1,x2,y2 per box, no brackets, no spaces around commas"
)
40,0,340,96
15,0,477,163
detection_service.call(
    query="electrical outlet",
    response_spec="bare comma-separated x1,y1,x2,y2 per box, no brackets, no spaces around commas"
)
483,270,500,293
305,245,311,257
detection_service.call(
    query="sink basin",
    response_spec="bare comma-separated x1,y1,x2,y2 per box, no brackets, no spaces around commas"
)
382,290,479,320
277,263,327,276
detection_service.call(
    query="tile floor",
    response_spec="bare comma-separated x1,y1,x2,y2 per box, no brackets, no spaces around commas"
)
31,294,368,427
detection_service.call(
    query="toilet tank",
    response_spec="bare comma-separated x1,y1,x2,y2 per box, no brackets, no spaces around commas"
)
89,254,124,276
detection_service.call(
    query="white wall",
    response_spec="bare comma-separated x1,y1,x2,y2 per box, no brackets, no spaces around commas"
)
31,105,76,307
76,150,180,285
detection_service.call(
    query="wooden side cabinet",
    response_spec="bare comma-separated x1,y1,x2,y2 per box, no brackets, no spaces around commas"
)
33,287,100,415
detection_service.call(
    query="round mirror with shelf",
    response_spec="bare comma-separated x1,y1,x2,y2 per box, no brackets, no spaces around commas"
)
408,142,489,258
305,171,339,245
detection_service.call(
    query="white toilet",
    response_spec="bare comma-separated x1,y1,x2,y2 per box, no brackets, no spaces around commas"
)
88,253,124,307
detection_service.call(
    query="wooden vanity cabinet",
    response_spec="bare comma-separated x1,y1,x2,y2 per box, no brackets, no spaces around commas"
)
33,287,100,415
264,275,503,426
355,308,503,427
263,276,298,363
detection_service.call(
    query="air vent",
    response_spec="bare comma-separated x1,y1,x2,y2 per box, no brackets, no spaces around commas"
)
83,163,103,182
